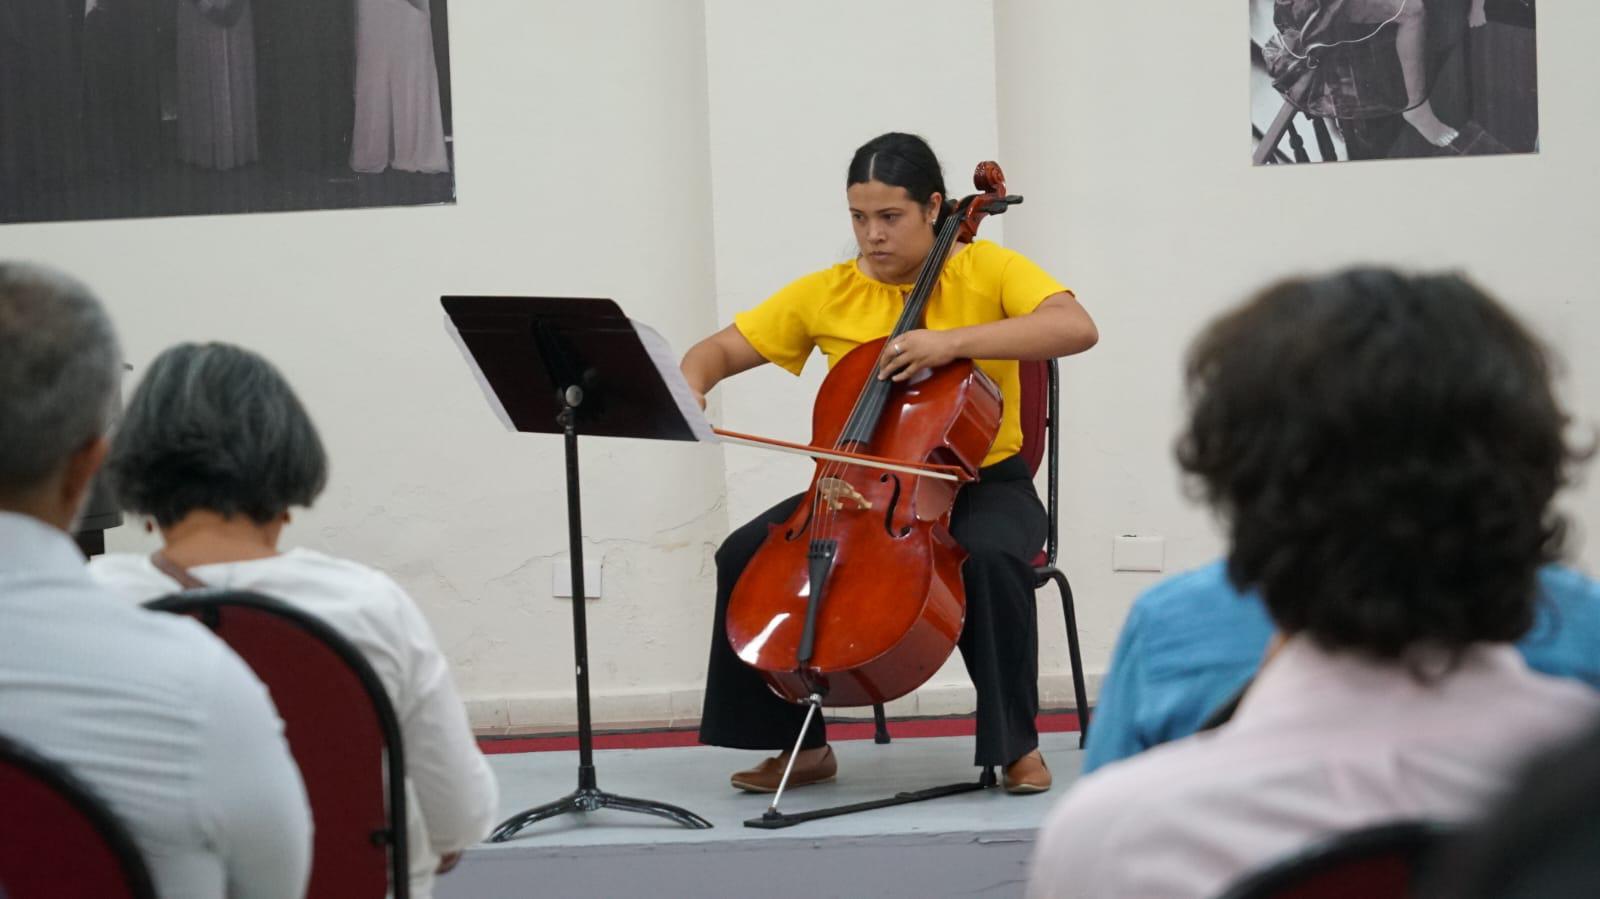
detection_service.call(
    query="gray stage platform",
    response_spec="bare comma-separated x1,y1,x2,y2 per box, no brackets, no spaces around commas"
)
437,731,1083,899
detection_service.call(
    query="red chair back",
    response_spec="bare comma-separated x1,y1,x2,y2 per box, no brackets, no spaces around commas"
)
1017,359,1055,568
0,733,156,899
1216,821,1453,899
1017,359,1049,479
146,590,408,899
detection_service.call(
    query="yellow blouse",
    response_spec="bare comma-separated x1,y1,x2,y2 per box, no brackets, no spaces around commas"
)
733,240,1070,467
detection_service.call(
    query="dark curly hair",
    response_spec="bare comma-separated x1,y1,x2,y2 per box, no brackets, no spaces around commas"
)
1176,268,1584,662
107,342,327,527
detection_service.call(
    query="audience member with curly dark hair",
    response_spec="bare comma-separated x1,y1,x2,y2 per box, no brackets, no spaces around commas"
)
1176,268,1581,664
1027,268,1600,899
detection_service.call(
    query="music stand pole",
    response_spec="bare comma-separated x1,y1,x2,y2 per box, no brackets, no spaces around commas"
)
489,384,712,841
560,390,598,792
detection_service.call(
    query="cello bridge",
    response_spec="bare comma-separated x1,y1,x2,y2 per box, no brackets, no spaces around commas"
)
817,477,872,511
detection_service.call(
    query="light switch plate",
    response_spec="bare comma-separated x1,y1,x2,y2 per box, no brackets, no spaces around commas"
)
552,559,602,599
1113,535,1165,572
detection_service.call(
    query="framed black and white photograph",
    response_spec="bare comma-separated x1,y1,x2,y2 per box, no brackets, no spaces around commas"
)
0,0,455,225
1251,0,1537,164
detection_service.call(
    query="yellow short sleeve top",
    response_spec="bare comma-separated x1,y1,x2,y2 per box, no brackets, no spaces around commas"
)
733,240,1070,468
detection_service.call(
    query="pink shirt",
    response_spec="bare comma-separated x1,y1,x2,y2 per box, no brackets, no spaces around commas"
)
1027,637,1600,899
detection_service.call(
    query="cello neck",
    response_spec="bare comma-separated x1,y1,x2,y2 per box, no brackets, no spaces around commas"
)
835,198,972,448
892,202,970,340
835,161,1020,451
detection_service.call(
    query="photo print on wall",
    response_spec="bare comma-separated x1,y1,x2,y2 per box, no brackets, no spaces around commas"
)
0,0,456,225
1250,0,1537,165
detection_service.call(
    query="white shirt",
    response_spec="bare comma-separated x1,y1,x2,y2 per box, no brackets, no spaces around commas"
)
1027,636,1600,899
0,512,312,899
91,546,499,899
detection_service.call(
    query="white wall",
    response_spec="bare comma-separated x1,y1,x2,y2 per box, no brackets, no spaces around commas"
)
6,0,1595,731
995,0,1600,677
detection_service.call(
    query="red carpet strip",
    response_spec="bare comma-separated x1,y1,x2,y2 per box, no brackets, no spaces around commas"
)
478,710,1083,756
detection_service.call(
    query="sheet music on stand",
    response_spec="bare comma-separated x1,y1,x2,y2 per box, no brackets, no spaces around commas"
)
445,307,716,444
631,321,718,442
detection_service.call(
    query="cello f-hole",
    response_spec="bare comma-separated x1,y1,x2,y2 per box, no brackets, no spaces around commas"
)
879,473,907,538
785,498,817,541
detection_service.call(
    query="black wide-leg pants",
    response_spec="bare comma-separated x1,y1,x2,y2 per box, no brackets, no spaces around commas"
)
698,455,1047,767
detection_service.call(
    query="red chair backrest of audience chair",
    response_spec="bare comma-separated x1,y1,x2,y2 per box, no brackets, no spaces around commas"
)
1215,820,1455,899
0,732,156,899
146,589,410,899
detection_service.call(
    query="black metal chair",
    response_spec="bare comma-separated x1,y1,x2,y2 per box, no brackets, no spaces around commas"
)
0,731,156,899
146,589,411,899
872,357,1092,749
1216,820,1454,899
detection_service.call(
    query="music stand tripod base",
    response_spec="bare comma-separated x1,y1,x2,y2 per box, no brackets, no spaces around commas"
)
492,770,713,842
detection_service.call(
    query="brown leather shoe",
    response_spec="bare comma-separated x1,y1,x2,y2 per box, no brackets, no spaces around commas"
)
730,745,837,793
1002,749,1052,794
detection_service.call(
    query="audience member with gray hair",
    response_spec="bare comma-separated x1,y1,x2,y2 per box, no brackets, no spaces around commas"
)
91,341,500,899
0,265,120,515
0,263,313,899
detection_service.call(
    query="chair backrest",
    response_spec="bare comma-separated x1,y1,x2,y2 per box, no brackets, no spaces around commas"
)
1017,359,1049,478
145,589,409,899
1017,358,1060,566
0,732,156,899
1215,820,1454,899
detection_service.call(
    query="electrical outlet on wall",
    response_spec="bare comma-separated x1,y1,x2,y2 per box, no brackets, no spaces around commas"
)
1113,535,1165,572
552,559,602,599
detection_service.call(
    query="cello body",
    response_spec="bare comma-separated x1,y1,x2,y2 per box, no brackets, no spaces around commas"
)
725,335,1002,707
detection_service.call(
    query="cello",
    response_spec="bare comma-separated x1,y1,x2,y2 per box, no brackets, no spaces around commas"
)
724,161,1023,711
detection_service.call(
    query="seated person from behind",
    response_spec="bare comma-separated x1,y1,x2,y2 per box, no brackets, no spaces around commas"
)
1026,268,1600,899
0,265,311,899
90,341,499,899
1082,561,1600,775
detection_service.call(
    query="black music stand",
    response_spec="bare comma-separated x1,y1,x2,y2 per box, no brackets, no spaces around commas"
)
442,295,713,839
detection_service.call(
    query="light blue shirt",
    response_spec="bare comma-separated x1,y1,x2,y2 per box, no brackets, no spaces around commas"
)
1082,560,1600,774
0,511,312,899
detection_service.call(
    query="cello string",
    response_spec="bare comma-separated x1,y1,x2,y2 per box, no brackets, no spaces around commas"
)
817,196,967,545
811,200,970,553
813,209,957,545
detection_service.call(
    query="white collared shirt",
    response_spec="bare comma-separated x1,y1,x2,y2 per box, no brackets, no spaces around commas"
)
1027,636,1600,899
0,512,312,899
91,546,499,899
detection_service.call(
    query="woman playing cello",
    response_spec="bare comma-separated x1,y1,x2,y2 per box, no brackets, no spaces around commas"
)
680,132,1098,794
